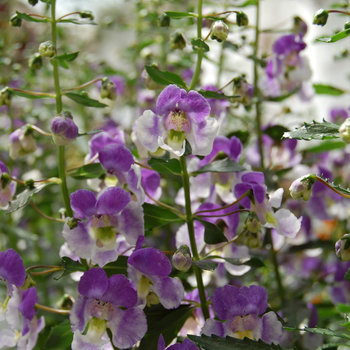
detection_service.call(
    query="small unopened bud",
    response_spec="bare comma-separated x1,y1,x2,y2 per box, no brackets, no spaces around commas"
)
100,78,117,100
24,179,35,188
10,14,22,27
233,77,254,106
243,212,261,233
66,217,79,230
170,32,186,50
28,0,39,6
80,11,94,20
336,234,350,262
1,173,11,189
236,11,249,27
28,53,42,70
243,231,263,249
9,127,36,159
339,118,350,144
293,16,307,36
158,13,170,27
345,21,350,30
39,41,55,58
313,9,329,27
210,20,229,42
0,87,12,107
51,111,79,146
289,174,315,201
56,294,74,310
172,245,192,272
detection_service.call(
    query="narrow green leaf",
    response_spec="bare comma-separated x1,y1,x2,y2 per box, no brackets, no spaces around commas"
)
208,255,265,267
55,257,85,280
143,203,184,230
313,84,345,95
15,11,49,23
54,52,79,62
57,18,97,25
64,92,107,108
164,11,197,19
237,0,259,7
191,158,246,176
307,140,345,153
263,88,299,102
195,218,228,244
316,28,350,43
11,89,53,100
77,129,102,137
103,256,128,277
337,303,350,313
144,66,187,89
44,321,73,349
6,183,53,214
284,326,350,340
198,89,240,100
188,334,287,350
69,163,105,180
193,260,218,271
282,119,340,141
263,125,289,141
191,38,210,52
148,158,182,175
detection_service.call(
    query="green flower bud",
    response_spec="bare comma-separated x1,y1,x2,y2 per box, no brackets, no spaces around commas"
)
243,212,261,233
210,20,229,42
39,41,55,58
28,0,39,6
158,13,170,27
100,78,117,100
24,179,35,188
1,173,11,189
170,32,186,50
0,87,12,107
243,231,262,249
289,174,315,201
172,245,192,272
10,14,22,27
345,21,350,30
313,8,329,27
56,294,74,310
67,217,79,230
28,53,42,70
236,11,249,27
80,11,94,20
339,118,350,144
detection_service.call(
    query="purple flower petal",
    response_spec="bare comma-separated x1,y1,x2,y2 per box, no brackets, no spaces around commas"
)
261,312,282,344
229,136,243,162
90,245,119,268
71,190,97,220
241,172,265,184
158,334,165,350
70,295,89,332
99,144,134,175
96,187,131,216
211,285,240,320
152,276,184,309
0,249,25,287
156,85,181,117
78,268,109,299
177,90,210,123
238,285,268,315
201,318,225,337
19,287,38,321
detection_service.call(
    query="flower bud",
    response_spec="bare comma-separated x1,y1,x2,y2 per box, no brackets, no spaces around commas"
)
28,53,42,70
243,212,261,233
51,111,79,146
24,179,35,188
339,118,350,144
233,77,254,106
170,32,186,50
345,21,350,30
28,0,39,6
313,9,329,27
39,41,55,58
158,13,170,27
80,11,94,20
66,217,79,230
243,231,263,249
293,16,307,36
172,245,192,272
9,127,36,159
210,20,229,42
0,87,12,107
100,78,117,100
56,293,74,310
289,174,315,201
336,234,350,262
236,11,249,27
10,14,22,27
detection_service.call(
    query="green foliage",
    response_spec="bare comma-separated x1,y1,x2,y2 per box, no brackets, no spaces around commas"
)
52,51,79,69
143,203,184,229
191,158,246,176
148,158,182,175
103,256,129,277
191,39,210,52
194,218,228,244
263,125,289,141
208,255,265,268
69,163,106,180
55,257,85,280
164,11,197,19
337,303,350,313
193,260,218,271
313,84,345,95
15,11,49,23
198,89,240,100
263,88,299,102
57,18,97,25
284,326,350,340
63,92,108,107
317,29,350,43
10,89,53,99
144,66,187,89
77,129,102,137
44,320,73,350
307,140,346,153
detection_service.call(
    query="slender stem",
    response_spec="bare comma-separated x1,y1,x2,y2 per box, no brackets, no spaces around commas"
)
35,304,70,314
180,155,209,320
56,11,81,21
144,190,184,216
189,0,203,91
315,176,350,198
30,267,63,276
253,0,264,170
217,77,235,92
30,200,66,222
51,0,73,218
61,78,103,93
26,13,50,19
183,299,201,307
328,9,350,15
195,208,250,218
27,265,61,271
5,176,25,185
134,161,153,171
30,125,52,137
11,88,55,98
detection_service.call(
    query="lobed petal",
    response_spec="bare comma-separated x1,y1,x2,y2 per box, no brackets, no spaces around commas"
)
96,187,131,216
19,287,38,321
78,268,109,299
70,295,90,332
152,276,184,309
71,190,97,220
261,312,282,344
201,318,225,337
178,90,210,123
99,144,134,174
156,85,181,117
0,249,25,288
211,285,240,320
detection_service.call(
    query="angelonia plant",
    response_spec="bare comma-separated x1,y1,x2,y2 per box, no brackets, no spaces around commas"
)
2,0,350,349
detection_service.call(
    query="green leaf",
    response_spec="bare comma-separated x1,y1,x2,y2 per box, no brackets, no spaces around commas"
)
15,11,49,23
188,334,287,350
284,326,350,340
237,0,259,7
307,140,346,153
263,125,290,141
10,89,53,100
194,218,228,244
208,255,265,268
144,66,187,89
282,119,340,141
316,28,350,43
57,18,97,25
164,11,197,19
55,59,69,69
315,174,350,197
263,88,299,102
337,303,350,313
69,163,106,180
148,158,182,175
103,256,128,277
313,84,345,95
54,52,79,62
191,158,246,176
55,257,85,280
40,0,51,3
198,89,240,100
77,129,102,137
64,92,108,108
193,260,218,271
287,239,335,253
345,267,350,282
6,183,53,214
191,38,210,52
44,320,73,349
140,304,194,350
143,203,184,230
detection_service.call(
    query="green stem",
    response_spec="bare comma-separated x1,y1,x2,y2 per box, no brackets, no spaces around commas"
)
189,0,203,90
180,155,209,320
51,0,73,217
253,0,264,170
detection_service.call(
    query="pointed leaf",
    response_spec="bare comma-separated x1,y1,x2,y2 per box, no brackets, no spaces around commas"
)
69,163,106,180
144,66,187,89
44,320,73,349
263,125,289,141
191,39,210,52
207,255,265,267
307,140,345,153
164,11,197,19
143,203,184,229
198,89,240,100
191,158,245,176
195,218,228,244
55,257,85,280
237,0,259,7
284,326,350,340
193,260,218,271
57,18,97,25
103,256,128,277
64,92,107,108
313,84,345,95
54,52,79,62
148,158,182,175
282,119,340,141
15,11,49,23
11,89,53,100
316,29,350,43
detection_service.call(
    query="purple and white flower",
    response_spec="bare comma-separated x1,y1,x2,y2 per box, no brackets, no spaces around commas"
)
9,127,36,160
50,111,79,146
0,161,16,209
